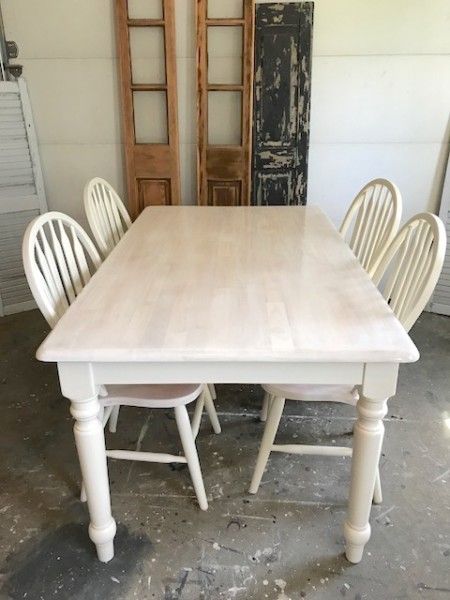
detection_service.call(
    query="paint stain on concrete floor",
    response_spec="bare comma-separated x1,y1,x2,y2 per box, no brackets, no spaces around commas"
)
2,523,152,599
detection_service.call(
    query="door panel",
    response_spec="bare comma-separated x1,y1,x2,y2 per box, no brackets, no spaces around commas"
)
197,0,255,206
253,3,313,206
208,181,241,206
138,179,171,209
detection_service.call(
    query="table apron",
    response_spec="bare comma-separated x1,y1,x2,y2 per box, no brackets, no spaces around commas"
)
87,361,365,385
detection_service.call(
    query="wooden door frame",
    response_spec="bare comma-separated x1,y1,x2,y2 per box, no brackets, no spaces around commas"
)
115,0,181,218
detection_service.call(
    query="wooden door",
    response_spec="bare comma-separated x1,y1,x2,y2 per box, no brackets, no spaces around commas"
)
252,2,313,206
115,0,180,218
197,0,255,206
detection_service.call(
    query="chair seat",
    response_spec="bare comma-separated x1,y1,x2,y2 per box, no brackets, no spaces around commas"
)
262,384,359,406
102,384,203,408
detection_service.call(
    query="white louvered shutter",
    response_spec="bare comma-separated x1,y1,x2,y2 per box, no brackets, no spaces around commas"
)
0,77,47,316
429,156,450,316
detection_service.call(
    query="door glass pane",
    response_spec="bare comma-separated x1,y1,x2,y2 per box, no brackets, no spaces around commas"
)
208,92,241,145
208,26,242,84
133,91,168,143
129,27,166,84
128,0,163,19
208,0,243,19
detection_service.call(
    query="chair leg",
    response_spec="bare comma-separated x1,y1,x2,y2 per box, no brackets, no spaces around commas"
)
207,383,217,400
249,396,286,494
80,482,87,502
373,466,382,504
203,385,221,434
98,384,108,398
175,405,208,511
109,405,120,433
191,392,205,439
260,391,272,422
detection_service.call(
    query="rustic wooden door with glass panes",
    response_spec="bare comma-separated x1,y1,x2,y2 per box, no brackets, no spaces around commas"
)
197,0,255,206
252,2,313,206
115,0,180,218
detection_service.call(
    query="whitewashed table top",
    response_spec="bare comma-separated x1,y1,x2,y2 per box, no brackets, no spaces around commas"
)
37,206,419,364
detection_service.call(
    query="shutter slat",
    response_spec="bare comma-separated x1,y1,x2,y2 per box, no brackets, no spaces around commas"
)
0,79,48,315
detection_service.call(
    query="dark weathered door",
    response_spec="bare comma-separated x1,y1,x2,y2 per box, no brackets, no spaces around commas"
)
252,2,313,206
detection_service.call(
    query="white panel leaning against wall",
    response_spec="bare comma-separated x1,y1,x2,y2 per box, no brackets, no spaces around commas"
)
429,151,450,316
0,40,48,315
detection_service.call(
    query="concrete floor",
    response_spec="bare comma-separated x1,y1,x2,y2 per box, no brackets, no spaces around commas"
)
0,310,449,600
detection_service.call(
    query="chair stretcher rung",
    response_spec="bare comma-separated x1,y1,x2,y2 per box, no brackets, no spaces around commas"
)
106,450,187,463
271,444,352,457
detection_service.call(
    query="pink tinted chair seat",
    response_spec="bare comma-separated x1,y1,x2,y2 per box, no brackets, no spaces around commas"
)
262,384,358,405
103,384,204,408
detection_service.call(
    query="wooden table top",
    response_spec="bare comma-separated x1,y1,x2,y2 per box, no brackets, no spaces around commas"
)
37,206,419,364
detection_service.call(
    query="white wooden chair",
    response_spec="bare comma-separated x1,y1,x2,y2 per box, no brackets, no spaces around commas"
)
22,211,221,510
259,179,401,423
84,177,219,423
84,178,129,437
84,177,132,258
339,178,402,277
252,213,446,503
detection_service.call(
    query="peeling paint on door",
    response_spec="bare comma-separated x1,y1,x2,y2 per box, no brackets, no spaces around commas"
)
252,3,314,206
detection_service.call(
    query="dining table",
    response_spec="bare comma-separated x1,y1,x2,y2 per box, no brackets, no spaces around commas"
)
36,205,419,564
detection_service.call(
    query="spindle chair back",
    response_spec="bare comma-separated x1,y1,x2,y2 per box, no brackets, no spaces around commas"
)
339,178,402,275
84,177,132,257
372,212,446,332
22,211,101,328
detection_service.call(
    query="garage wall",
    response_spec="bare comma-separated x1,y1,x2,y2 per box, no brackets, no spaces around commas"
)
304,0,450,225
2,0,450,228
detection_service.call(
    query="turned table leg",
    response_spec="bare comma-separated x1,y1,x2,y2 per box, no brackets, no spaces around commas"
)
344,363,398,563
59,363,117,562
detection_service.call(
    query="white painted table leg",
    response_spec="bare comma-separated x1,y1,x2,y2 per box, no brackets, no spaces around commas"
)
59,363,117,562
344,363,398,563
80,405,113,503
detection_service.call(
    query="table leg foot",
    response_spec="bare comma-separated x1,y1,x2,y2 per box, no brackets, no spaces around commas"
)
343,522,370,563
89,522,117,562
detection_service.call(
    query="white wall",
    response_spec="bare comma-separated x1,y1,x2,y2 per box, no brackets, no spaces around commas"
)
2,0,450,228
305,0,450,225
